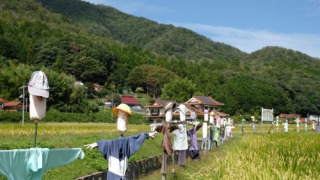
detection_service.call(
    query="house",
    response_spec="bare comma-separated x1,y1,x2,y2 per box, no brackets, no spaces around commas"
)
145,99,178,123
279,113,301,119
145,96,228,123
121,95,141,109
185,96,224,111
0,98,7,111
93,83,103,92
180,96,226,118
3,101,22,112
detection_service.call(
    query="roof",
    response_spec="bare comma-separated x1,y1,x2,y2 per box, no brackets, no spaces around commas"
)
121,95,141,105
279,114,301,118
145,99,177,108
173,103,202,116
172,103,229,117
185,96,224,106
211,110,230,117
93,83,103,91
0,98,7,103
4,101,21,107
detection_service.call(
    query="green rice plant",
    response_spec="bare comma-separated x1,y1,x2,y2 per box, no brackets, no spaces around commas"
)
0,123,162,179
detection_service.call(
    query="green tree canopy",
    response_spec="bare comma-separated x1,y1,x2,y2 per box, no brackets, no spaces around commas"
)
161,78,196,103
127,64,180,98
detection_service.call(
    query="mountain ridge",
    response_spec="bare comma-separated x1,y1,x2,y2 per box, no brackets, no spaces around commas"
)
0,0,320,116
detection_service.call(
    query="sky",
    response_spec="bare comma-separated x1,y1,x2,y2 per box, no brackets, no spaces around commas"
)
83,0,320,58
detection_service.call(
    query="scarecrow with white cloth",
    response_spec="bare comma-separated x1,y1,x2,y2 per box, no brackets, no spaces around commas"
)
201,108,209,151
172,104,188,166
0,71,84,180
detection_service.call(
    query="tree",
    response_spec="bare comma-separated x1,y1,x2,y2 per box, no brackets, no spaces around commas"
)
127,65,179,98
161,78,196,103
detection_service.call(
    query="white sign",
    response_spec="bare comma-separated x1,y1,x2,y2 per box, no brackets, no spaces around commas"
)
309,115,318,121
261,108,274,122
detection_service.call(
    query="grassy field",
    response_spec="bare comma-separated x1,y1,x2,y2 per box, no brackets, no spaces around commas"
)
1,122,319,179
0,122,163,179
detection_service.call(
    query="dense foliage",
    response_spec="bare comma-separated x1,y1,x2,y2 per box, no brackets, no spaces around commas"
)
0,0,320,117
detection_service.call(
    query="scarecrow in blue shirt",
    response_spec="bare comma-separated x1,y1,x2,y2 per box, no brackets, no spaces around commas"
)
85,103,157,180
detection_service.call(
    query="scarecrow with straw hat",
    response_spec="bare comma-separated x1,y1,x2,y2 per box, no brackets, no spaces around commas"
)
85,103,157,180
250,116,256,134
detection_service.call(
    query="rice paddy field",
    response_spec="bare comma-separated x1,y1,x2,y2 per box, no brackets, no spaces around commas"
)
1,122,320,179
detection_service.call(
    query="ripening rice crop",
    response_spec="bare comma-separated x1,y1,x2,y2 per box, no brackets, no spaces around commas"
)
182,133,320,179
0,122,150,136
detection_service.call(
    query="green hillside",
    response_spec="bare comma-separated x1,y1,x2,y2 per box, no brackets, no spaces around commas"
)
0,0,320,117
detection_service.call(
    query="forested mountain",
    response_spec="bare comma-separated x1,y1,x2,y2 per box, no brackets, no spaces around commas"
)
38,0,246,62
0,0,319,117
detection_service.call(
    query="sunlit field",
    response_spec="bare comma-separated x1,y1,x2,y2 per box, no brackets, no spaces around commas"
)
178,133,320,179
0,122,162,179
141,123,320,180
1,122,320,179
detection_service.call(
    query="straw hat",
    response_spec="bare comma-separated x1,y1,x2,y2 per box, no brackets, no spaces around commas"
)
112,103,131,117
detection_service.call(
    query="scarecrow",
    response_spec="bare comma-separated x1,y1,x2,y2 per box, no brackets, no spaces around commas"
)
250,116,256,134
153,102,178,180
213,121,221,147
0,71,84,180
219,118,226,144
304,118,308,132
172,104,188,166
312,120,315,132
201,108,209,151
284,120,289,133
85,103,156,180
296,117,300,133
187,121,202,159
208,111,215,150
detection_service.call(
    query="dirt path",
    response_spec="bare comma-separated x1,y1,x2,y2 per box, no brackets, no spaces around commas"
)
139,136,240,180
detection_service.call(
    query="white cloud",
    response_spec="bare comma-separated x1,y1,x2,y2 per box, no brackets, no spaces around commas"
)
174,23,320,58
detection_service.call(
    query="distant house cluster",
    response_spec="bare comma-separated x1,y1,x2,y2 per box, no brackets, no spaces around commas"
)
0,98,26,112
121,95,142,109
279,113,308,123
93,83,103,92
145,96,229,124
103,95,142,109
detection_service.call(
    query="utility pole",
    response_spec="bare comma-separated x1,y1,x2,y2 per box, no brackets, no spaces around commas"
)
19,85,27,125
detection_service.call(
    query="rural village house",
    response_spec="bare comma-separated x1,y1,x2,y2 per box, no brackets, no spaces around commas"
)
145,96,229,124
121,95,142,109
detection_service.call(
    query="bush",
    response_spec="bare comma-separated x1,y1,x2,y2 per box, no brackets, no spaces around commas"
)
0,108,145,123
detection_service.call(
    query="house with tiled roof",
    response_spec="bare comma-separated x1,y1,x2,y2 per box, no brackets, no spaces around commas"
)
121,95,141,109
145,96,228,123
93,83,103,92
145,99,178,123
0,98,7,111
185,96,224,109
279,113,301,119
172,98,228,119
4,101,22,112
